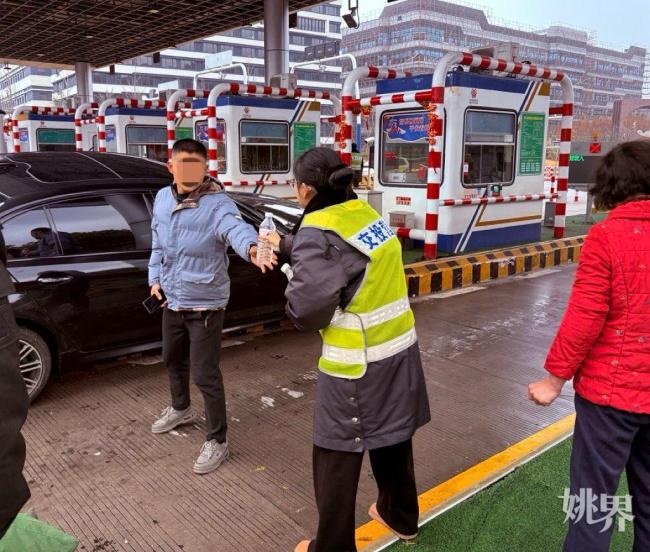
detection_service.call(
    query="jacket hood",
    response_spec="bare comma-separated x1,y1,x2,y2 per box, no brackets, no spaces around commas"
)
608,199,650,221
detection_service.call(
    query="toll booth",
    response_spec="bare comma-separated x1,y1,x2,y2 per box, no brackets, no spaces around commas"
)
14,114,76,152
367,67,555,255
189,95,321,197
84,108,192,161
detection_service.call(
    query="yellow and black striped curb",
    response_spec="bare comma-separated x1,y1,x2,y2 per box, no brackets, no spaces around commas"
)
404,236,585,297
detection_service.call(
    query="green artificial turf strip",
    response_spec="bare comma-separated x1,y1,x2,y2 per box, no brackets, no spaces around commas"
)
541,212,608,242
386,438,634,552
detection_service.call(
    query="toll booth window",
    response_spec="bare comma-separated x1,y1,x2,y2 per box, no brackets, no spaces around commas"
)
126,125,167,163
380,111,430,187
240,121,289,174
463,110,516,187
36,129,75,152
92,125,117,153
196,120,227,172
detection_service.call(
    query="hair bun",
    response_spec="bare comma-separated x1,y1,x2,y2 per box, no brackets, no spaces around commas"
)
328,165,354,190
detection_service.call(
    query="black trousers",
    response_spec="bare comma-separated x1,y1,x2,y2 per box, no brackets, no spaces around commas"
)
162,308,227,443
564,394,650,552
309,439,419,552
0,299,30,537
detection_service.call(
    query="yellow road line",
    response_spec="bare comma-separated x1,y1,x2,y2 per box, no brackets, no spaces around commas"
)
355,414,576,550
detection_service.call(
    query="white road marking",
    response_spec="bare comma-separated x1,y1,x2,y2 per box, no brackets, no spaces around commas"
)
261,396,275,408
515,269,562,280
411,286,487,303
282,388,304,399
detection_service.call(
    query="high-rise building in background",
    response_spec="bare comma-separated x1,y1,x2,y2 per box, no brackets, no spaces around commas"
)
0,3,342,113
342,0,647,120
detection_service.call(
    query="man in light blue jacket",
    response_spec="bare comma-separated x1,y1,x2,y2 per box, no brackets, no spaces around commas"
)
148,139,274,474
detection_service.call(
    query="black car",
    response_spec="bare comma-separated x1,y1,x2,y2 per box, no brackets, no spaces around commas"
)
0,152,302,401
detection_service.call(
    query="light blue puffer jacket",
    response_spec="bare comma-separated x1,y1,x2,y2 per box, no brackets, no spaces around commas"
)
148,181,258,310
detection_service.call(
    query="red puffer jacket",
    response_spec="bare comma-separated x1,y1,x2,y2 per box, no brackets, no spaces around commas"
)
546,200,650,413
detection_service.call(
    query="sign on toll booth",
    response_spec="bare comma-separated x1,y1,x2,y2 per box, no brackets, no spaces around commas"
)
518,112,545,175
293,122,317,159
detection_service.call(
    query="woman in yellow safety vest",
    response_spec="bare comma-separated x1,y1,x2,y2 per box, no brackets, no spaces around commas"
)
266,147,430,552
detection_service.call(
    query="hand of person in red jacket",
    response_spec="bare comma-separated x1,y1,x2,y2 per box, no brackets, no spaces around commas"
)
528,375,567,406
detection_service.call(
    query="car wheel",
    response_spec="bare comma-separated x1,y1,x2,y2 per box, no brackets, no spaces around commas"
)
16,327,52,403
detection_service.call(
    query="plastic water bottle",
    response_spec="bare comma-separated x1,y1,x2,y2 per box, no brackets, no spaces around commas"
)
257,213,276,266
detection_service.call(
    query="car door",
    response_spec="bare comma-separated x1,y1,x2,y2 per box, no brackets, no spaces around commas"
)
38,192,159,353
2,206,68,341
225,209,289,328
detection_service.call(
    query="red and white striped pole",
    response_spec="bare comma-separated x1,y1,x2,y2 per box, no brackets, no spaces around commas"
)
555,101,574,238
166,89,212,159
340,66,411,164
0,114,9,154
74,102,98,151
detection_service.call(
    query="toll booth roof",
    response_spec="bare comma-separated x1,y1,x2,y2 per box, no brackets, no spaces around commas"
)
192,96,301,109
376,71,530,95
0,0,328,69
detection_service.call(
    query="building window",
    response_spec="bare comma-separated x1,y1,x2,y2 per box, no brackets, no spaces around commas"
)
463,110,516,187
297,16,326,33
240,120,289,174
329,21,341,34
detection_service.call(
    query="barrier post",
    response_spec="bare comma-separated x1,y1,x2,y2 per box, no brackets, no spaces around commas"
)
74,102,99,151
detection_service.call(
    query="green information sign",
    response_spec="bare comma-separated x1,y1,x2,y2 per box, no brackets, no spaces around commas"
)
36,129,74,144
293,123,317,159
175,127,193,140
518,112,545,175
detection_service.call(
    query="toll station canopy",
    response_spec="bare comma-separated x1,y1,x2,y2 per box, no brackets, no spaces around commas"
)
0,0,327,69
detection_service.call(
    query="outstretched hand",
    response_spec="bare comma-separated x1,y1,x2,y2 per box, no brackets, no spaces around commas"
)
249,245,278,274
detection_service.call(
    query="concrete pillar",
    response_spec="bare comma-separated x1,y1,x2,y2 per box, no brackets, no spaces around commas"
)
0,112,7,154
75,61,93,104
264,0,289,83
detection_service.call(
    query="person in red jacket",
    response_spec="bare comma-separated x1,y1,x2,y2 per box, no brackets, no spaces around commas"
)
529,140,650,552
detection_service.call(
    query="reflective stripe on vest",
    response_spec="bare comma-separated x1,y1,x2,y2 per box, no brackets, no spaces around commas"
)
322,326,417,365
302,199,415,379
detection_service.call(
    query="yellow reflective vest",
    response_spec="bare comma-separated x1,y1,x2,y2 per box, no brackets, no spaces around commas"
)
302,200,416,379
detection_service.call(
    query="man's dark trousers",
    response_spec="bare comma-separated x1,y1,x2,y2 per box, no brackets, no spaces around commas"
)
0,299,30,537
563,394,650,552
162,308,227,443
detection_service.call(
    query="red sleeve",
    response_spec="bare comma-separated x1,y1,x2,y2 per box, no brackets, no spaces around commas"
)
545,224,612,380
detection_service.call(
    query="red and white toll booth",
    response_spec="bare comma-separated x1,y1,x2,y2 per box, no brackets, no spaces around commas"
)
338,51,574,259
9,106,78,152
167,84,334,197
79,98,193,161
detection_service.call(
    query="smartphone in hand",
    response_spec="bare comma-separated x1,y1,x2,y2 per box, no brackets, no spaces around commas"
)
142,290,166,314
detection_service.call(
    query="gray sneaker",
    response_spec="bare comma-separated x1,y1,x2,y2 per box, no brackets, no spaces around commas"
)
193,439,229,474
151,406,197,434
